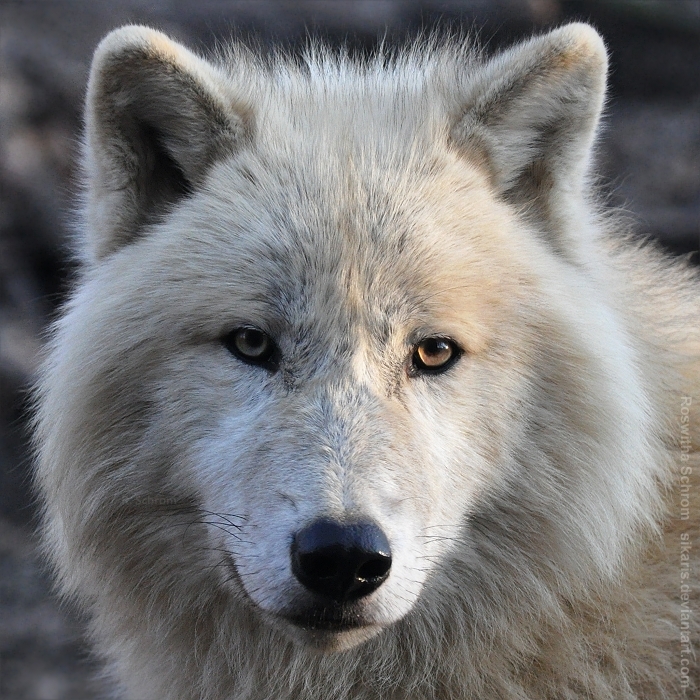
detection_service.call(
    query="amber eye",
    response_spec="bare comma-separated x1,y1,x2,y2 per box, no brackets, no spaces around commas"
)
411,337,460,374
222,327,278,370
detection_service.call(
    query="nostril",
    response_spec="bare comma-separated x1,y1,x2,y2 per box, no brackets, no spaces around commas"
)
357,556,391,582
291,519,392,603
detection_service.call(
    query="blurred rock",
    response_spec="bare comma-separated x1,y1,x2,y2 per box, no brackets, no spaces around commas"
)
0,520,106,699
603,98,700,256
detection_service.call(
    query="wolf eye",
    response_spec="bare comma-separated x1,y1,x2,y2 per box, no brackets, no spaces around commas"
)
411,337,460,374
222,327,278,370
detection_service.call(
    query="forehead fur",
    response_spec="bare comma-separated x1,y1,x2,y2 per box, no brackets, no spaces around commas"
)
112,141,529,363
220,36,474,135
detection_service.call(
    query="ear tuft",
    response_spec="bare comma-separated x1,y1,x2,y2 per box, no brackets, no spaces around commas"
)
556,22,607,66
84,26,250,261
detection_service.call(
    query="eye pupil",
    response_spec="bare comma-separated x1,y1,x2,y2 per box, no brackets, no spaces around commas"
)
223,326,277,369
412,337,459,373
236,328,268,357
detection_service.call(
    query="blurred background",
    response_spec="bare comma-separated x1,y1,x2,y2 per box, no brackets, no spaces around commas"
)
1,1,698,698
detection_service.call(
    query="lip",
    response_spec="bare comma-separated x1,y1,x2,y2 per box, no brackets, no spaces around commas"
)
283,607,371,632
275,610,384,652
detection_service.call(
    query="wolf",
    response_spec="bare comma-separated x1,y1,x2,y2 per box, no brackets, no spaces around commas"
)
34,22,698,699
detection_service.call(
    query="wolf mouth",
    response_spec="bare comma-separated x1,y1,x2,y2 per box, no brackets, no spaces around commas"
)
224,558,375,633
284,607,370,632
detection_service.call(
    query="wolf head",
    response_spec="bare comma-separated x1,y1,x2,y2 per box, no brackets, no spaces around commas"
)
37,23,663,658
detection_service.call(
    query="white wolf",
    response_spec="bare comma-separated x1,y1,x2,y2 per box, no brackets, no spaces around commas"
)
34,22,698,699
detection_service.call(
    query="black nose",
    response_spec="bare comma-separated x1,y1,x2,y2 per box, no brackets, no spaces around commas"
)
291,519,392,603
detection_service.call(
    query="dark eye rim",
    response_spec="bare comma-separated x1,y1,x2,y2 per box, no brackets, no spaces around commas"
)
409,336,462,376
221,326,280,372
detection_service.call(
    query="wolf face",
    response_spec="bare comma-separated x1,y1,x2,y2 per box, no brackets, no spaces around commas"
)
63,127,544,651
35,23,686,695
160,152,535,650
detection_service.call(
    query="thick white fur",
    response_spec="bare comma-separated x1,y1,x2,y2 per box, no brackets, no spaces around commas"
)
35,23,699,699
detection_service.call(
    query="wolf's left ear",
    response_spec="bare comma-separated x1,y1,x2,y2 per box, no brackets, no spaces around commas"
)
453,23,607,246
84,26,249,261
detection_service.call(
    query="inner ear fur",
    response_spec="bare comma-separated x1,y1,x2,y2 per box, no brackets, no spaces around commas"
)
84,26,250,261
452,23,608,250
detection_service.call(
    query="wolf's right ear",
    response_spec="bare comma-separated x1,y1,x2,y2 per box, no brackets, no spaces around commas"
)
84,26,249,261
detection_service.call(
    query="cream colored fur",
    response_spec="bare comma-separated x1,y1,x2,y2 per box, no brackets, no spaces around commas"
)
34,23,699,699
